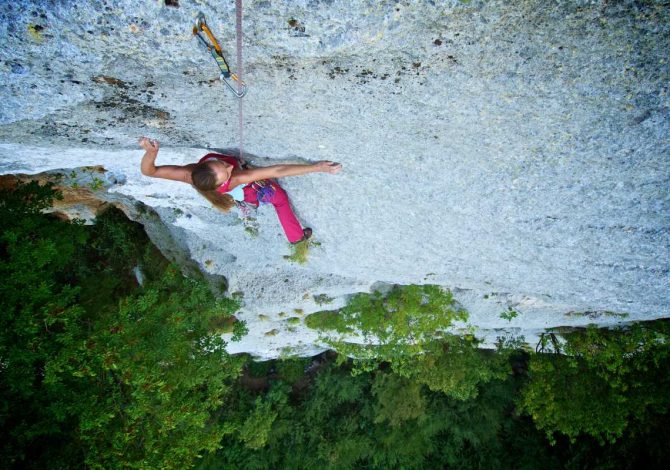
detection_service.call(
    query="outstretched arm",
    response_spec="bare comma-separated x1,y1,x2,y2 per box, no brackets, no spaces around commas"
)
139,137,194,184
234,161,342,185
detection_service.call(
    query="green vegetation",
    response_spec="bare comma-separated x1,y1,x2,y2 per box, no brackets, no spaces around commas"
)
2,182,670,468
521,323,670,444
192,321,670,469
210,314,248,340
304,309,352,332
244,225,259,237
89,177,104,191
308,285,464,338
284,239,310,264
0,182,245,468
500,306,519,321
305,285,509,400
196,323,670,469
313,293,334,305
275,358,310,385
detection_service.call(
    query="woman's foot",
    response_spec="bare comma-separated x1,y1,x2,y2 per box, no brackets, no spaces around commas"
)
291,227,312,244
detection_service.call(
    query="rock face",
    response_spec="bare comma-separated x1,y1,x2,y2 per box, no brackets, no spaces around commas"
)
1,0,669,358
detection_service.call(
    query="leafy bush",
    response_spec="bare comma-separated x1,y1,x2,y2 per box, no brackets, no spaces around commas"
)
0,181,88,466
318,284,466,357
275,358,310,385
371,372,425,427
306,285,508,399
304,310,352,333
406,339,510,400
52,269,244,468
520,323,670,444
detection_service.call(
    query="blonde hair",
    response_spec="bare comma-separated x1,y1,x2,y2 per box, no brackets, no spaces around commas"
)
192,162,218,190
195,188,236,212
190,161,236,212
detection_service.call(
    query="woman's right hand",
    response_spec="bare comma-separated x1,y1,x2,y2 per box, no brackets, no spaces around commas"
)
314,161,342,174
138,136,159,153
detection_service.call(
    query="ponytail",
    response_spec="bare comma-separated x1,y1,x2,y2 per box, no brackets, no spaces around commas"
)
195,188,236,212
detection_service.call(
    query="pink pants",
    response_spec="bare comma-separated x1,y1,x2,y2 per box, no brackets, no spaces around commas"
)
242,181,304,243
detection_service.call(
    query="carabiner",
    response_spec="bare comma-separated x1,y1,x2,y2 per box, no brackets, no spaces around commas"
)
193,12,247,98
220,73,247,98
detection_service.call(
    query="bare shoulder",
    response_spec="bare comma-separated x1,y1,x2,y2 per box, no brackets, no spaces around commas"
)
229,169,251,188
233,166,277,185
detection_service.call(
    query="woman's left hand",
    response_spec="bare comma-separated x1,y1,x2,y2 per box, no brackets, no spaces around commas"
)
139,136,160,153
315,161,343,174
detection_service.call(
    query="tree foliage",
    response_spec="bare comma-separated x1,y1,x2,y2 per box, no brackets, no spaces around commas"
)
197,332,670,469
0,182,244,468
3,182,670,469
308,284,508,399
0,182,87,465
197,360,526,470
520,323,670,444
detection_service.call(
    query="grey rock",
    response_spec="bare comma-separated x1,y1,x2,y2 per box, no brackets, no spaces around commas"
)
0,0,669,358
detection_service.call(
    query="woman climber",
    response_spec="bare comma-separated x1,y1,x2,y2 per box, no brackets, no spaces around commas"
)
138,137,342,243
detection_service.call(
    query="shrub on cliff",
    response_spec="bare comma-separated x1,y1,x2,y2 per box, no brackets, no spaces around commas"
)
306,284,509,399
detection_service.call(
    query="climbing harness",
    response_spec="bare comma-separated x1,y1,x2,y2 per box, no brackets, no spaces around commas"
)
251,180,277,204
193,12,248,98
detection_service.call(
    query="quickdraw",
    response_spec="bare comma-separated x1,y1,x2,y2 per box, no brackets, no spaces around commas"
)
193,12,248,98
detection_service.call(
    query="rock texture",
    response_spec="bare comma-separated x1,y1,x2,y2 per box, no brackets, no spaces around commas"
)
1,0,669,358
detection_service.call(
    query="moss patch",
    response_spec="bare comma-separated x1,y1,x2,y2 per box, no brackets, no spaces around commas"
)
304,310,351,333
284,240,310,264
209,315,239,334
313,293,334,305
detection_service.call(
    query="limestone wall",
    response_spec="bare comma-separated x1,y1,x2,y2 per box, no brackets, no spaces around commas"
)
1,0,668,358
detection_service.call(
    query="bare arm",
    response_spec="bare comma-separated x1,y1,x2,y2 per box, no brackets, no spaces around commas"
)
139,137,194,184
233,161,342,185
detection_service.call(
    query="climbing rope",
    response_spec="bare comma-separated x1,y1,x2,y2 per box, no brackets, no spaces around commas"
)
235,0,245,166
193,6,246,165
193,12,247,98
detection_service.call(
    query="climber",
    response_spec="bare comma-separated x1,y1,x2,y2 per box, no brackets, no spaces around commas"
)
138,137,341,243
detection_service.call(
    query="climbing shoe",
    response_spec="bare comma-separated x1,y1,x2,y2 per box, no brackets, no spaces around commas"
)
292,227,312,244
